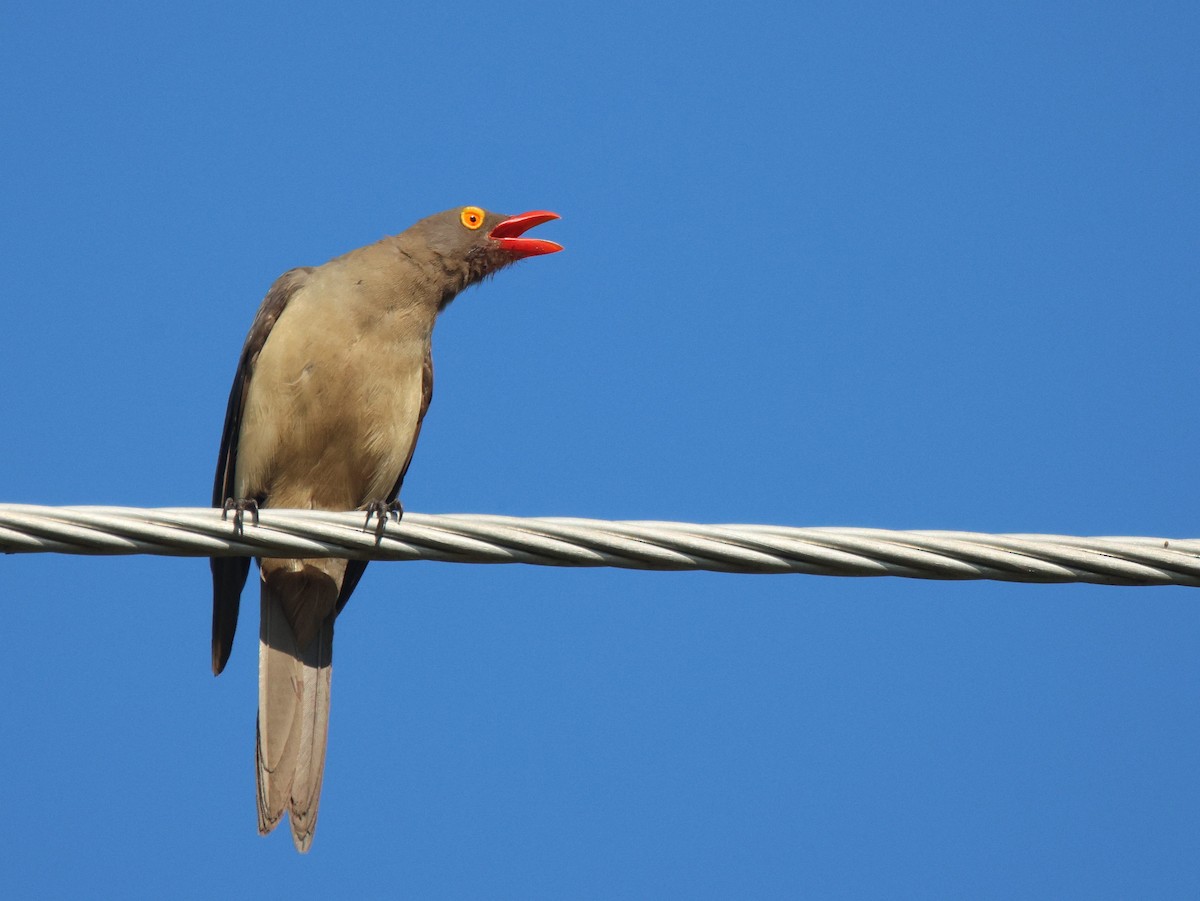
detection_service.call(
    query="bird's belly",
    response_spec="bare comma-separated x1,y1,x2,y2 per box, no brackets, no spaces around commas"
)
236,325,426,510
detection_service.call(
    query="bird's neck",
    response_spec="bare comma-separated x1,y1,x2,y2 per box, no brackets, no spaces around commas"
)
374,234,490,312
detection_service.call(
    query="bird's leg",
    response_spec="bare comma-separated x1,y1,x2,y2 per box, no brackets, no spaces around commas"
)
221,497,260,535
363,499,404,542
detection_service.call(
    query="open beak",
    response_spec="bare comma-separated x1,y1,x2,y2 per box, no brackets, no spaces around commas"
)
489,211,563,258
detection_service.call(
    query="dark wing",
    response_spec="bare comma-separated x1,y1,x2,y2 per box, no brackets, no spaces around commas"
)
335,346,434,614
210,267,312,675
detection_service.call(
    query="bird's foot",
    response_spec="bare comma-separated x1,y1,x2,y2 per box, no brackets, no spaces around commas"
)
221,497,260,535
363,499,404,542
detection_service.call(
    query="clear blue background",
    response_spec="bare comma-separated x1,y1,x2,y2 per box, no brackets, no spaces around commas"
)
2,2,1198,897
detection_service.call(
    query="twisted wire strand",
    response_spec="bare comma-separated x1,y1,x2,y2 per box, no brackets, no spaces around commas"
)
2,504,1197,587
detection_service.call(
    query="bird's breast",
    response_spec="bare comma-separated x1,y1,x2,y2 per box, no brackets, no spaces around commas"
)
235,277,433,510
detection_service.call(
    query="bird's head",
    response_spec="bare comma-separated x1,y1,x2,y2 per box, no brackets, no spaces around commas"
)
412,205,562,284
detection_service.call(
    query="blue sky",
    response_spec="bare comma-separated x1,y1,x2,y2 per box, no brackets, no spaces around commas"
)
1,1,1198,897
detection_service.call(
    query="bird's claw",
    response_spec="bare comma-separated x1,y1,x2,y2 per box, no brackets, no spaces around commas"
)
221,497,260,535
363,499,404,542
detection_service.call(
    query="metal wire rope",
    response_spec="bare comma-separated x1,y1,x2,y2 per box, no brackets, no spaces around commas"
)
2,505,1197,587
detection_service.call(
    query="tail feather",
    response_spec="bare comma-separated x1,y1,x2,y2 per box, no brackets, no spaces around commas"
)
257,571,334,853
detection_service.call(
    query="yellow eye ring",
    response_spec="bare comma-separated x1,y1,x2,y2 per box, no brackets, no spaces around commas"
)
460,206,485,230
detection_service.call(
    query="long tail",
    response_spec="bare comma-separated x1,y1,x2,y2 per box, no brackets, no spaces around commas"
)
257,572,334,853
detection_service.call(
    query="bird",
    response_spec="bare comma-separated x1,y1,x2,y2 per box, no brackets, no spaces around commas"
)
210,206,562,852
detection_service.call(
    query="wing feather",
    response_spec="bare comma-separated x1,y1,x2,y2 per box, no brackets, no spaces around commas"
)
210,267,313,675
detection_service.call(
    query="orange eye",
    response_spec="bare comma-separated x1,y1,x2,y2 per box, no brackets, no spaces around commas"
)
460,206,485,230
